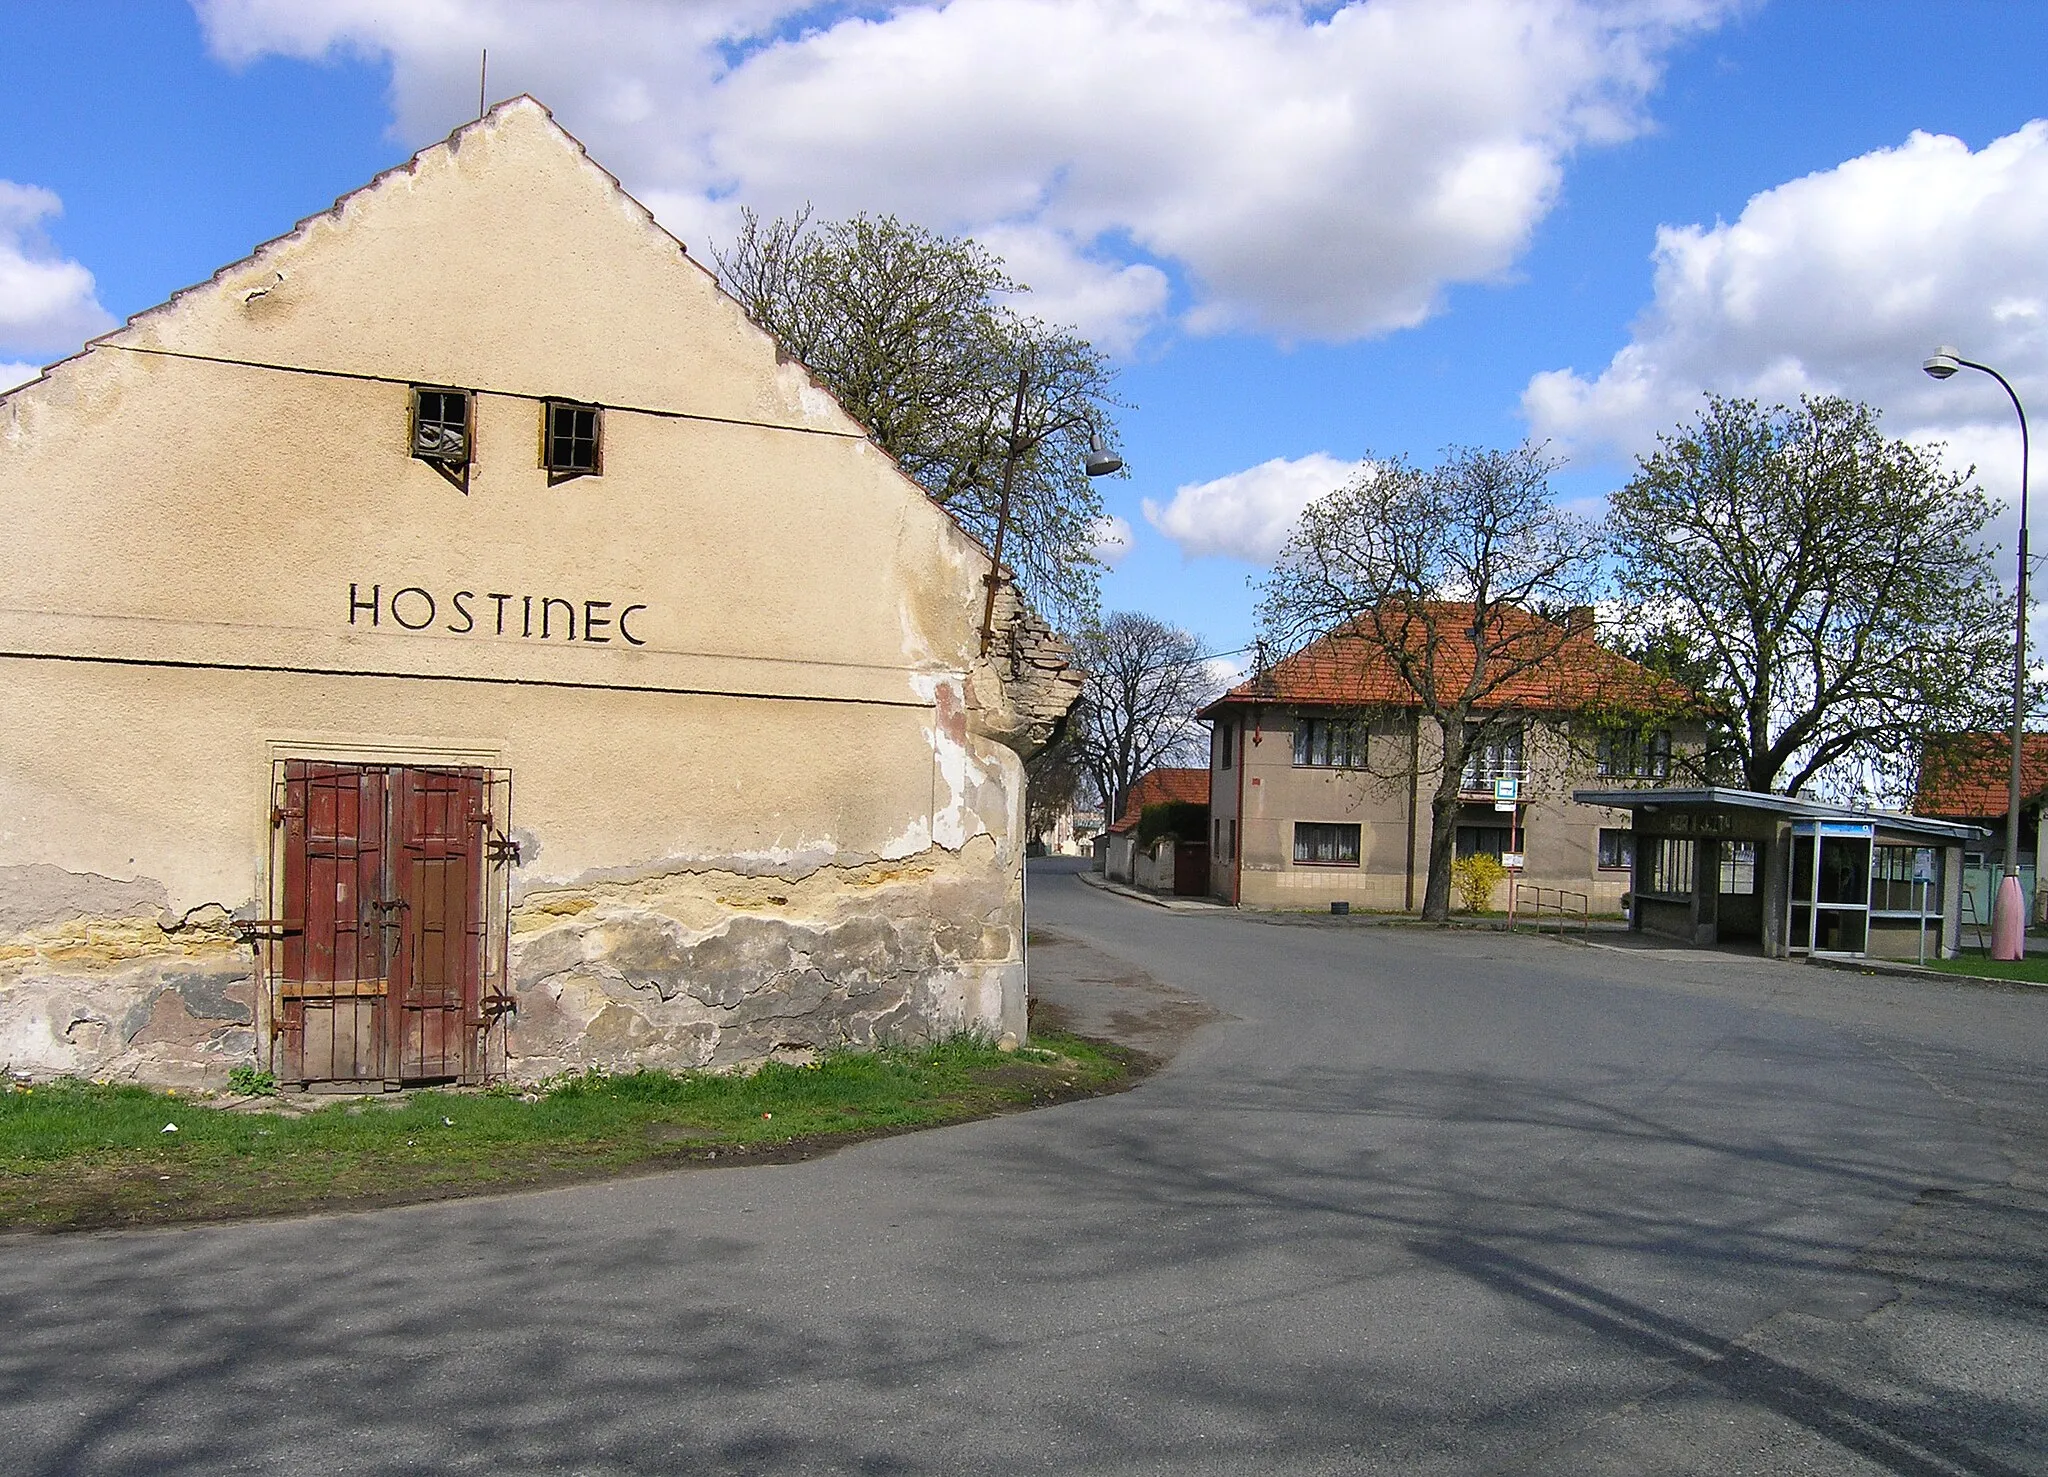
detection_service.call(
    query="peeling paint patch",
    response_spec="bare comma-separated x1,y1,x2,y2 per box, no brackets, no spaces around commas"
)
0,863,170,933
0,910,240,976
1,950,256,1088
0,861,258,1086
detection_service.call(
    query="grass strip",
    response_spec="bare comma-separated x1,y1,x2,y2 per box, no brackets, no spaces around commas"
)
1922,954,2048,986
0,1032,1132,1233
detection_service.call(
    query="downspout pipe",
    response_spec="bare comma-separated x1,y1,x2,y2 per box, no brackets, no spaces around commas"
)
1233,712,1248,906
1404,712,1420,913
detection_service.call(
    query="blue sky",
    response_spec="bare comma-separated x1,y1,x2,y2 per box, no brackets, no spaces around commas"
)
5,1,2048,664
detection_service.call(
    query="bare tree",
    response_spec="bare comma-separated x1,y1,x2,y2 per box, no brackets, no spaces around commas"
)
1257,444,1608,921
716,208,1123,627
1023,733,1086,852
1071,612,1219,823
1609,395,2011,800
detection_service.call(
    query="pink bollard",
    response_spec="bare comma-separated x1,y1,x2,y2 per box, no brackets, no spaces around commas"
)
1992,873,2027,960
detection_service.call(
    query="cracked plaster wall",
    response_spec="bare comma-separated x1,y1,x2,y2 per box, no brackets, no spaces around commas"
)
0,826,1026,1088
0,658,1045,1087
507,830,1021,1075
504,683,1037,1077
0,865,257,1086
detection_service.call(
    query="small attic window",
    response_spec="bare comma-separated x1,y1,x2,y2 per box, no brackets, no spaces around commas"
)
411,388,471,465
543,401,601,480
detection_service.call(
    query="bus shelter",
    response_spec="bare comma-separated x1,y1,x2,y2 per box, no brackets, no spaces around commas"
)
1570,787,1982,960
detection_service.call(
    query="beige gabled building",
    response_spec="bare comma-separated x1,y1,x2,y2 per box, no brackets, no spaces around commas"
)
0,98,1076,1089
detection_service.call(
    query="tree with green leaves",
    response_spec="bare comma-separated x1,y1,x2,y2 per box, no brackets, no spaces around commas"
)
715,208,1122,627
1607,394,2011,800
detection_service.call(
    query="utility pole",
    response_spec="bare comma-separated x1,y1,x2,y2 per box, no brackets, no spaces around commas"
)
978,366,1031,657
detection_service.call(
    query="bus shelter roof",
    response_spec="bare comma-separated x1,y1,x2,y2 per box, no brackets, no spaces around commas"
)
1570,786,1985,845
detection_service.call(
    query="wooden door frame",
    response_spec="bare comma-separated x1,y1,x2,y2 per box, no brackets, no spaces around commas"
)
385,765,491,1085
258,739,510,1089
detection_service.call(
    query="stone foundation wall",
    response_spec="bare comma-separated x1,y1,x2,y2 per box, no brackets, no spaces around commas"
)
505,834,1023,1076
0,834,1022,1087
0,865,257,1087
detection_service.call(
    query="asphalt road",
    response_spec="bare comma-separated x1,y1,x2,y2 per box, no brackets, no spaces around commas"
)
3,858,2045,1475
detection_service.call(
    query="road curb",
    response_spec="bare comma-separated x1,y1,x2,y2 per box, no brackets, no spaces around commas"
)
1804,952,2048,991
1073,871,1234,913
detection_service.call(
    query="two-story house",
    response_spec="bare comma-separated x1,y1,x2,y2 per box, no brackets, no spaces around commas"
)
1198,607,1701,912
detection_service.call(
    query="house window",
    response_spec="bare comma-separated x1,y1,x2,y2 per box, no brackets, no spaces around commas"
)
1461,723,1524,791
1597,828,1634,870
1217,723,1234,770
544,401,602,476
411,387,471,464
1595,728,1672,779
1213,817,1238,861
1294,718,1365,768
1293,822,1360,866
1457,825,1510,861
1719,840,1758,895
1642,836,1696,897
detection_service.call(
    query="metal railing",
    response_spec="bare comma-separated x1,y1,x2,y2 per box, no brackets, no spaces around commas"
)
1459,758,1531,797
1512,883,1590,940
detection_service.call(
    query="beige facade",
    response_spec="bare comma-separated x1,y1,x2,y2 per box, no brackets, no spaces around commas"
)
0,99,1075,1087
1206,708,1685,914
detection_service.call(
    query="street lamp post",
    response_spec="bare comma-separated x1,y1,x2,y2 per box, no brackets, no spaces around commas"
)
976,365,1124,655
1925,346,2032,959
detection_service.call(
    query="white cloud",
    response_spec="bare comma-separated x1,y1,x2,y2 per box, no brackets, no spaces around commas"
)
0,361,42,391
1089,512,1135,567
975,224,1169,359
1204,653,1251,693
1143,452,1364,563
1525,122,2048,495
0,182,113,359
196,0,1736,350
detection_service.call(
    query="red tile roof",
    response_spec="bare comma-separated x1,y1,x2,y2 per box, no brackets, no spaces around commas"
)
1108,767,1211,834
1199,603,1687,718
1916,733,2048,817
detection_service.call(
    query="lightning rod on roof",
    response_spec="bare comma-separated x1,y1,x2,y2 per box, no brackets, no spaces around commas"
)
478,49,488,120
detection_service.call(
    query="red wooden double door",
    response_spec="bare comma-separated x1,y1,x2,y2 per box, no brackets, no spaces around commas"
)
275,761,490,1087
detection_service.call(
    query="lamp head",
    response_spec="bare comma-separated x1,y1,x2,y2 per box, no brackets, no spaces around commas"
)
1084,428,1123,478
1924,346,1963,381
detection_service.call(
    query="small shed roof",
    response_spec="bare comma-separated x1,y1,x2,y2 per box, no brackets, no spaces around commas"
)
1108,768,1211,834
1571,786,1985,844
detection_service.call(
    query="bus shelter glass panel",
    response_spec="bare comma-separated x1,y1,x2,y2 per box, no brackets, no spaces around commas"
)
1790,832,1814,951
1787,822,1873,955
1872,843,1944,960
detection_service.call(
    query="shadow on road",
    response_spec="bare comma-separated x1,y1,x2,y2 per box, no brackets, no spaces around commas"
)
3,875,2046,1474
